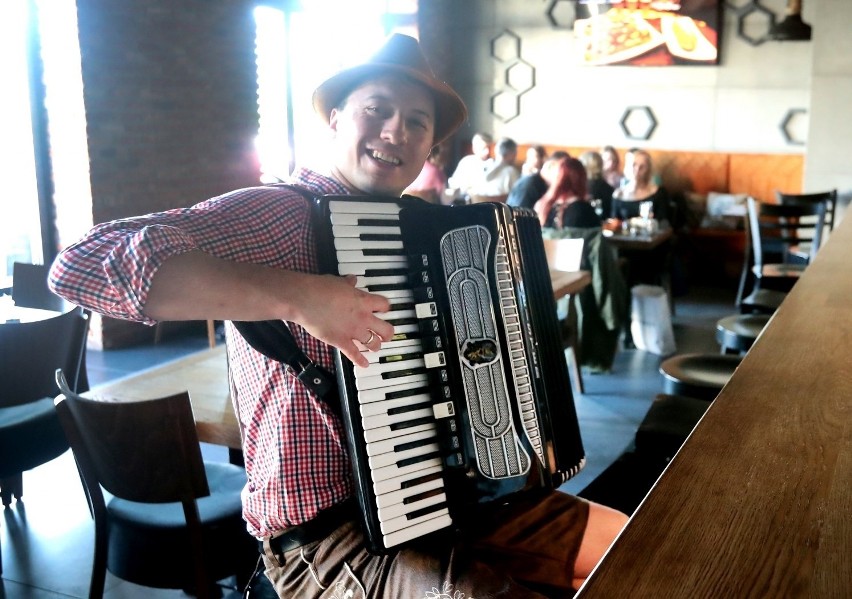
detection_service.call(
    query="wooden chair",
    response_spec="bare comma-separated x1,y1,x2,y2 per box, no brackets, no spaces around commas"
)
543,238,585,394
736,197,827,310
53,370,255,598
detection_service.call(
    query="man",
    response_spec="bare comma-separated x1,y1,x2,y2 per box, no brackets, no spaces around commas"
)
446,131,492,201
50,34,626,598
476,136,521,201
507,150,570,210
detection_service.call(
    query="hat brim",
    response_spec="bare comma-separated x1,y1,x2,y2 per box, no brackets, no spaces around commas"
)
313,63,467,146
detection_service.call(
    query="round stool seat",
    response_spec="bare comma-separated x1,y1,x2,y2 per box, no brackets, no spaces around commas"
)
716,313,771,353
659,353,742,401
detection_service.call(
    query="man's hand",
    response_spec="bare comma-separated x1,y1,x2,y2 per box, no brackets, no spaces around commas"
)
290,274,394,368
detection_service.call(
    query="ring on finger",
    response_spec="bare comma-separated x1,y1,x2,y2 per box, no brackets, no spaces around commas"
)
363,330,376,345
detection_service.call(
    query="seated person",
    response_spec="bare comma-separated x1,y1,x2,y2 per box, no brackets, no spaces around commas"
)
600,145,623,189
534,157,602,229
446,131,493,201
507,150,569,210
405,143,448,204
579,150,614,219
521,144,546,176
469,137,521,203
611,149,669,223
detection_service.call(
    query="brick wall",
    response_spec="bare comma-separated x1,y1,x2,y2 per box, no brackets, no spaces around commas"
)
75,0,262,347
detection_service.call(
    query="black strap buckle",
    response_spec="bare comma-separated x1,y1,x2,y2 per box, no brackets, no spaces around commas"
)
295,358,336,400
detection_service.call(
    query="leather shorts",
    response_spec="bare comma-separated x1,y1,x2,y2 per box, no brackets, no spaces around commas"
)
258,490,589,598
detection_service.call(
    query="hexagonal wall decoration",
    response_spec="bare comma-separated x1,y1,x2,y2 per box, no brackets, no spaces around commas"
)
620,106,658,141
780,108,807,145
735,0,777,46
546,0,576,29
489,30,536,123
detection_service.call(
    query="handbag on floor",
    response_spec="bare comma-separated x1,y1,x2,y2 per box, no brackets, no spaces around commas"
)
630,285,676,356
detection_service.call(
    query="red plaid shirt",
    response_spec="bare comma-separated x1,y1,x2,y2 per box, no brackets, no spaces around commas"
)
49,168,357,538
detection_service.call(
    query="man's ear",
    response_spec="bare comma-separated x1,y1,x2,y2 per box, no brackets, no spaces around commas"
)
328,108,340,134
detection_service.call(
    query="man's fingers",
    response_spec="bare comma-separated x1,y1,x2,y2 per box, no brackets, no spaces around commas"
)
340,342,369,368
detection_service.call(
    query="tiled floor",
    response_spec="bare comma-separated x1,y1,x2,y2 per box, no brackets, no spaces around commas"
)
1,287,732,598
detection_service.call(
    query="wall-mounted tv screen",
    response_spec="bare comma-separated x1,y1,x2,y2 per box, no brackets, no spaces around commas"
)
574,0,722,66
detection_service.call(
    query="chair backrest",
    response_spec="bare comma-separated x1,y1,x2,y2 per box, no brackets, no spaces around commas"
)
747,196,827,268
775,189,837,231
0,306,89,408
12,262,66,312
543,238,585,272
53,372,209,505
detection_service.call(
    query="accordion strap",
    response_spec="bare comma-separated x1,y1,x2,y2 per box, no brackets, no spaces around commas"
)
232,183,340,414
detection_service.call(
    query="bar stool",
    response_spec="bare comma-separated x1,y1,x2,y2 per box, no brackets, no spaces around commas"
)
715,313,771,354
635,394,710,461
659,353,742,401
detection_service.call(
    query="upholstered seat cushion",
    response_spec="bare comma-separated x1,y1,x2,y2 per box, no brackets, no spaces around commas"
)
0,397,68,477
106,461,254,589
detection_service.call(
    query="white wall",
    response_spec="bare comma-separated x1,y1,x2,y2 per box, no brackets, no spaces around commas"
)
803,0,852,208
443,0,817,156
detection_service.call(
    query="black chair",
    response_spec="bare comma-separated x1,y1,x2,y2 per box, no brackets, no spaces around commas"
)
53,370,256,598
11,262,66,312
776,189,837,260
0,306,89,507
736,197,827,310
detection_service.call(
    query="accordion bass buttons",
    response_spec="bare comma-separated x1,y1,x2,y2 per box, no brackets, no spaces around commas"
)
411,252,467,471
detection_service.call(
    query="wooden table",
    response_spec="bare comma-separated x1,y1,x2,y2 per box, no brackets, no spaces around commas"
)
578,215,852,596
550,269,591,299
86,345,241,450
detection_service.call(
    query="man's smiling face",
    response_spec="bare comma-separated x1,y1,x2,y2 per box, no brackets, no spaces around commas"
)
328,75,436,196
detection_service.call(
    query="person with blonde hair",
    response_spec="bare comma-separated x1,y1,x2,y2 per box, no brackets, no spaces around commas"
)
579,150,614,219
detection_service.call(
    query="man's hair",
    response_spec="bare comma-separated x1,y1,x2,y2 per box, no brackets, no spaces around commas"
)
495,137,517,158
473,132,493,144
548,150,571,162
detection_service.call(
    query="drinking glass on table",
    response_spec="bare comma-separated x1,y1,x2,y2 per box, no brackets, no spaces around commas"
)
639,200,653,220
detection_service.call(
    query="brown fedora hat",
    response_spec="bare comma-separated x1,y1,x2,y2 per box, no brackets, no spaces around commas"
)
312,34,467,145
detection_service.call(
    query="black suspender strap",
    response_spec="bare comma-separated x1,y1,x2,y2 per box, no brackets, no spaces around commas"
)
231,183,340,413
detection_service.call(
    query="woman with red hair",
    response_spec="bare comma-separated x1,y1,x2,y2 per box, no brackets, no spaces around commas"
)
535,157,602,229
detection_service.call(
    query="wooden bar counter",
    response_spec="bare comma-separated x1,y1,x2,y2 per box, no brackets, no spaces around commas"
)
578,215,852,597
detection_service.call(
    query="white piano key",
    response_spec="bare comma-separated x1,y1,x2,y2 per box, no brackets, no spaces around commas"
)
368,440,440,470
382,512,453,549
415,302,438,318
372,459,443,495
330,212,399,225
358,378,430,405
342,262,406,276
366,428,438,458
353,274,408,287
375,308,416,321
329,200,402,214
374,473,445,510
362,405,434,432
334,238,404,251
363,419,436,444
362,339,422,363
355,353,423,375
370,289,414,302
332,225,402,238
379,502,448,534
336,251,406,264
356,369,428,392
377,489,447,522
360,393,432,417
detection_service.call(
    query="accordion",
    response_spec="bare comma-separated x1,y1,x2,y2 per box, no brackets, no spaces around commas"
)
313,195,586,554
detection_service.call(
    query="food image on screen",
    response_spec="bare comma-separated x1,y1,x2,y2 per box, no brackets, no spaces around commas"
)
574,1,721,66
